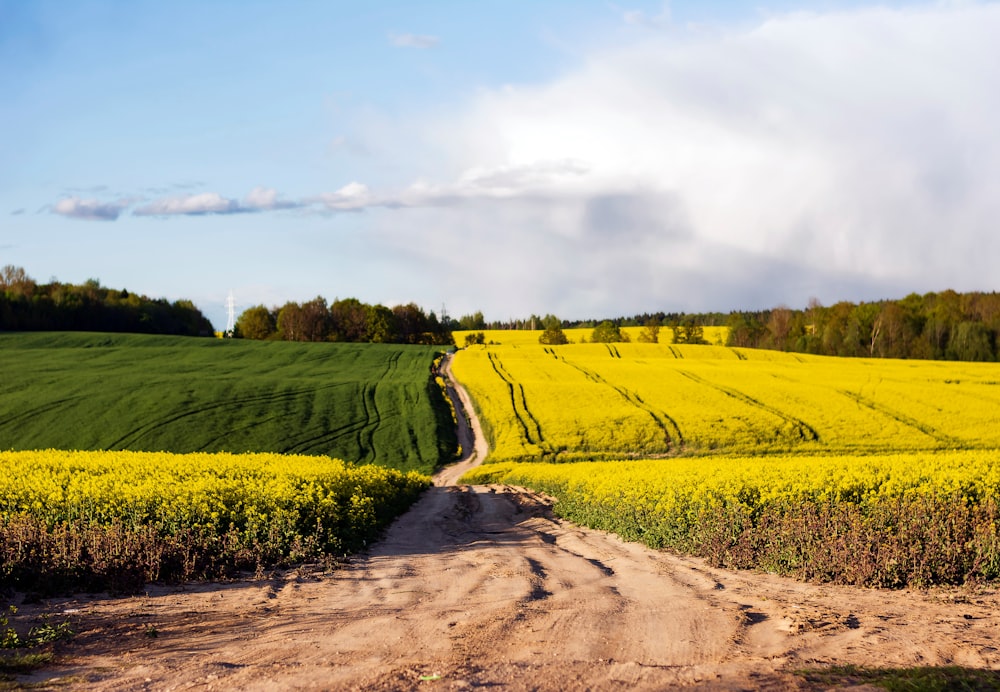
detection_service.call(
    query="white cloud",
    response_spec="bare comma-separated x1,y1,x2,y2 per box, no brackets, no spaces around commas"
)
50,186,303,220
243,186,300,211
389,32,439,49
309,160,590,212
52,196,130,221
391,160,591,207
244,186,278,209
314,181,372,211
619,1,671,27
133,188,300,216
134,192,240,216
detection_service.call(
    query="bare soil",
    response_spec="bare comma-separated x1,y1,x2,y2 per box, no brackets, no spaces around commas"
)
10,355,1000,690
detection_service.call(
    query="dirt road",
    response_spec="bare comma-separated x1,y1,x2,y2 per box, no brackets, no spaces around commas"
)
432,353,488,487
16,359,1000,690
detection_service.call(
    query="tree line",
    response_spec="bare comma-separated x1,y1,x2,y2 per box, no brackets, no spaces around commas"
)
456,289,1000,361
726,291,1000,361
452,310,728,332
235,297,453,345
0,265,214,336
10,260,991,361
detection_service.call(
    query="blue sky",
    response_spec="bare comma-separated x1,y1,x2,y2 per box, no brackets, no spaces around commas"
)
3,0,999,329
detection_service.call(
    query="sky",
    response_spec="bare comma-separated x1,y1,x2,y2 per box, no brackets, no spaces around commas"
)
3,0,999,330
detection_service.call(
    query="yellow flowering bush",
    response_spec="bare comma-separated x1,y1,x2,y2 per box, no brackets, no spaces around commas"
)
464,451,1000,586
0,450,430,593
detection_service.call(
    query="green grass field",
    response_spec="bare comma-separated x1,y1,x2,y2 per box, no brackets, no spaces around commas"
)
0,332,456,474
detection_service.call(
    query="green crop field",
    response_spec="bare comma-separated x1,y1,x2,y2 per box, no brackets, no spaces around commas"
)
0,332,456,474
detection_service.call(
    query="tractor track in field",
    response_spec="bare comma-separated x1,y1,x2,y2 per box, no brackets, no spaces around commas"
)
676,370,820,444
839,389,958,447
486,352,547,451
14,351,1000,691
283,412,369,456
284,351,403,458
0,396,86,432
556,353,683,450
105,381,352,451
108,350,401,457
355,350,399,464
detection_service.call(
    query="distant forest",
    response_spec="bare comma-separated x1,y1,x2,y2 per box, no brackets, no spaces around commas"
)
236,297,453,345
0,265,214,336
722,290,1000,361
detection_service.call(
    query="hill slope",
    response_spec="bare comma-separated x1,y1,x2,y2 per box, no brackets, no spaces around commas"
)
0,333,456,473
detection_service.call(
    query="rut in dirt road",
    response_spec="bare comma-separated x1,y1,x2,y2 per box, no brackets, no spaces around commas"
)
329,484,752,690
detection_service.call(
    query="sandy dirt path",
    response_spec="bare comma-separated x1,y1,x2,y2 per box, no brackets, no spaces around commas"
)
14,357,1000,690
432,352,488,487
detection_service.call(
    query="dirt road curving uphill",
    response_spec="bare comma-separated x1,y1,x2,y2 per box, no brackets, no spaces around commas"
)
17,359,1000,690
432,352,488,487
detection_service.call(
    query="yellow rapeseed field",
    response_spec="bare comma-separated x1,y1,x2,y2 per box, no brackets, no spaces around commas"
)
462,450,1000,585
0,449,429,536
452,342,1000,585
0,449,430,591
465,450,1000,515
451,342,1000,461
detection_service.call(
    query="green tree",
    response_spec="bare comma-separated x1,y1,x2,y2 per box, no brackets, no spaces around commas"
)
366,304,397,343
329,297,369,342
637,317,661,343
276,302,303,341
947,322,995,361
235,305,276,340
925,290,963,359
764,307,795,351
591,320,623,343
458,311,486,330
393,303,423,343
424,311,454,346
538,315,568,345
0,265,35,297
300,296,331,342
673,317,707,345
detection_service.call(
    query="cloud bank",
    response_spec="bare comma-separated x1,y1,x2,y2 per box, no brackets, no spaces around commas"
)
366,2,1000,315
53,187,303,220
134,192,240,216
